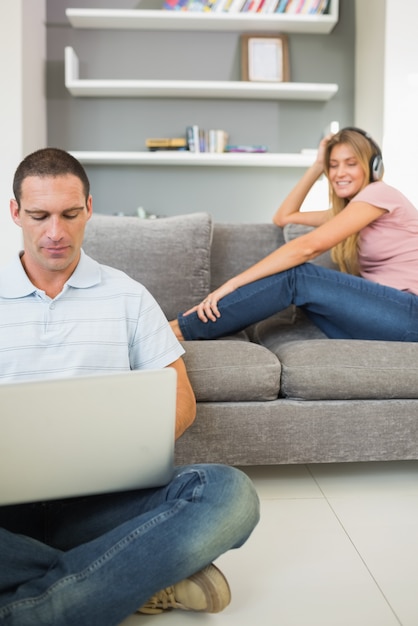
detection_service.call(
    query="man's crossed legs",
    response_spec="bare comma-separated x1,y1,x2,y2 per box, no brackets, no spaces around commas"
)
0,464,259,626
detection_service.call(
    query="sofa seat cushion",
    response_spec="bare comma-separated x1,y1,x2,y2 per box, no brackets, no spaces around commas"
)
275,339,418,400
182,340,281,402
83,212,212,320
249,308,327,348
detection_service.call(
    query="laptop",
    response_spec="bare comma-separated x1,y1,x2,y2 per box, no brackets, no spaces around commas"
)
0,368,177,506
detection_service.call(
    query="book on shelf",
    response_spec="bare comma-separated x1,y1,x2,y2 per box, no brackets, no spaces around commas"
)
194,125,201,153
198,127,206,152
208,129,229,153
186,0,207,9
240,0,253,11
227,0,247,12
162,0,189,9
225,145,268,153
285,0,303,12
146,137,188,151
212,0,234,12
186,126,228,153
258,0,278,11
185,125,204,152
275,0,289,11
161,0,330,12
202,0,218,10
245,0,264,12
185,126,196,152
319,0,330,13
259,0,280,13
300,0,313,12
287,0,330,13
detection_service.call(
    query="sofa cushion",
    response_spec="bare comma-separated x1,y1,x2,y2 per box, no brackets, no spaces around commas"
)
276,339,418,400
210,223,285,290
250,309,327,349
83,213,212,320
181,340,281,402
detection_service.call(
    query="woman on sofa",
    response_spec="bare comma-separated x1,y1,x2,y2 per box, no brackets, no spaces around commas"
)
170,127,418,343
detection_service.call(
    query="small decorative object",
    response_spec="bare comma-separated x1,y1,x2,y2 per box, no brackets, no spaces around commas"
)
241,34,289,82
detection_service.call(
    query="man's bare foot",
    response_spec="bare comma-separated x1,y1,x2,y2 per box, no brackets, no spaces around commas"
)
170,319,185,341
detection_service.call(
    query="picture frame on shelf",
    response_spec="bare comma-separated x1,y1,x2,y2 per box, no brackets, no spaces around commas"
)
241,34,289,83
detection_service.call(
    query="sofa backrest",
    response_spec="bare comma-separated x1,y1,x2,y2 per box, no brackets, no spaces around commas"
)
210,222,285,290
83,213,286,319
82,212,334,320
83,212,213,320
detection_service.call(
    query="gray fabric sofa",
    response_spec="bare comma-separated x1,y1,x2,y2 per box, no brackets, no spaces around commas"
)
83,212,418,467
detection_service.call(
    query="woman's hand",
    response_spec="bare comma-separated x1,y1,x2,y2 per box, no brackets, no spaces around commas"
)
182,281,236,322
315,132,334,171
273,133,335,228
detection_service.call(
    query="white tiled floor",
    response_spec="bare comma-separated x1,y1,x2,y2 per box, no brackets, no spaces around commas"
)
120,461,418,626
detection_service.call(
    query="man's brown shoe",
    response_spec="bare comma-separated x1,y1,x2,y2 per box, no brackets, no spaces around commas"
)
137,563,231,614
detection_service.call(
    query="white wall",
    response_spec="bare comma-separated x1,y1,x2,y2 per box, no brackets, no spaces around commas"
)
355,0,418,206
354,0,385,145
382,0,418,205
0,0,46,265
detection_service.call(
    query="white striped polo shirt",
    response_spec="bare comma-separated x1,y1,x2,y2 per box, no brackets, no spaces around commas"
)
0,250,184,383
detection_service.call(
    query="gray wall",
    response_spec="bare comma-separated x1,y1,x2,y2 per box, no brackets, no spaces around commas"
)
46,0,354,222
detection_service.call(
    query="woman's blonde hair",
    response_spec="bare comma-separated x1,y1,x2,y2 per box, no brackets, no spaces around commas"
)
323,128,384,275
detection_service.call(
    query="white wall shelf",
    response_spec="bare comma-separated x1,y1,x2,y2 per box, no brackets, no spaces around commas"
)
65,47,338,101
65,6,338,35
69,150,317,167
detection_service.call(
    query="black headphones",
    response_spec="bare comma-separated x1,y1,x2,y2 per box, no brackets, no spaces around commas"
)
340,127,384,182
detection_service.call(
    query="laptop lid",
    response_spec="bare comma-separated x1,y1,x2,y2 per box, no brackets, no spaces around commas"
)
0,368,177,506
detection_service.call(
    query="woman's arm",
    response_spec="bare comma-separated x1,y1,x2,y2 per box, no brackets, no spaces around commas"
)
189,200,386,322
273,135,333,228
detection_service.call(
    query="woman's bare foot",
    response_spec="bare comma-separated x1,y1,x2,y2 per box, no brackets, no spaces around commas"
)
169,319,185,341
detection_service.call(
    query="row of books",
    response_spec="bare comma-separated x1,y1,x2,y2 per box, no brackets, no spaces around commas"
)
162,0,329,14
145,128,228,153
187,126,229,153
146,128,268,153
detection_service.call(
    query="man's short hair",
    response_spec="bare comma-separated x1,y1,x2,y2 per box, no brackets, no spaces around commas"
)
13,148,90,206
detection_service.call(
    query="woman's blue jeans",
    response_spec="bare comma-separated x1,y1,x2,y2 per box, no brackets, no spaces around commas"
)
0,464,259,626
178,263,418,342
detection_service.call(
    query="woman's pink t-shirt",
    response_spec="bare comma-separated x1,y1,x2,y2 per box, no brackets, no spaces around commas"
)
352,181,418,295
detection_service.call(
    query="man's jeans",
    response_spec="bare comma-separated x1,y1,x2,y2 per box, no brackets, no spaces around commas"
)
0,464,259,626
178,263,418,342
